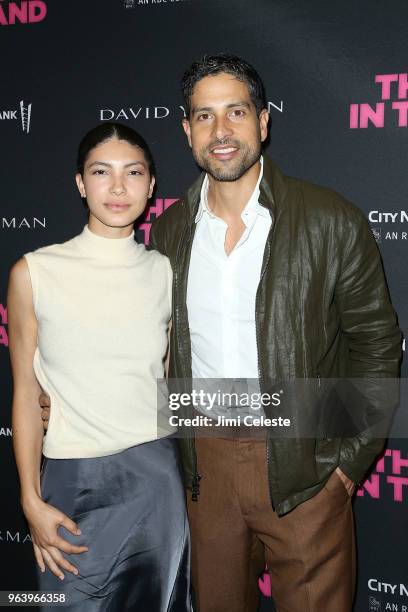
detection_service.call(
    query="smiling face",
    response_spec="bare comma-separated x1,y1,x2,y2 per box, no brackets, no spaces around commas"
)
182,72,269,182
76,137,155,236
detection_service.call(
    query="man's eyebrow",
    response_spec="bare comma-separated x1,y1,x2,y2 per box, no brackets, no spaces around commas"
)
191,106,213,115
191,101,251,115
226,101,251,109
87,161,146,168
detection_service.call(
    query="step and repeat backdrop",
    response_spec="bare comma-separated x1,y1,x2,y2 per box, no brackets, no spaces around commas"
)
1,1,407,611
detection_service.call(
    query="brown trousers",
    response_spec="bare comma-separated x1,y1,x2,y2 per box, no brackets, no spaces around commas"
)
187,436,355,612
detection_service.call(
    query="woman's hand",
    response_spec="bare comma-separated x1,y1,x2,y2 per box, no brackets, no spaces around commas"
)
23,496,88,580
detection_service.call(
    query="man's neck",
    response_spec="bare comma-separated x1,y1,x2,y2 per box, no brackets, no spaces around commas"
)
207,159,261,223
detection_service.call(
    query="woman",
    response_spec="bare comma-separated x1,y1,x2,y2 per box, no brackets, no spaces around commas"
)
8,123,191,611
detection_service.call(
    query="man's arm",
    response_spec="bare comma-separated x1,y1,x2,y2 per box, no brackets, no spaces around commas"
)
148,214,167,255
39,392,50,430
334,207,401,484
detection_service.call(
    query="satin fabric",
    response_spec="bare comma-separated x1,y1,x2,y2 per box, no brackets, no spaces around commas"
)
38,437,192,611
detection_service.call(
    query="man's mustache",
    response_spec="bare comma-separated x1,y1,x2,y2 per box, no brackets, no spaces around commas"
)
206,138,241,151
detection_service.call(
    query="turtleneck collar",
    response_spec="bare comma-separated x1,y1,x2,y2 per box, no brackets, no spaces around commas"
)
75,225,139,260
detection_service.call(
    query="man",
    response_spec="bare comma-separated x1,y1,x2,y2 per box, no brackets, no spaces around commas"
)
42,55,401,611
149,54,401,612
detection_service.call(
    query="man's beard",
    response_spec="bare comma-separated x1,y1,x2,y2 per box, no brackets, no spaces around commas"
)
192,138,262,182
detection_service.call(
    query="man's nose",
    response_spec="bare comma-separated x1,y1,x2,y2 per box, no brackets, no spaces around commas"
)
213,116,233,141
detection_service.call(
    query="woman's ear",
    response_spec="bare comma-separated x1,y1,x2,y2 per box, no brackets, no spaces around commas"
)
75,173,86,199
148,176,156,199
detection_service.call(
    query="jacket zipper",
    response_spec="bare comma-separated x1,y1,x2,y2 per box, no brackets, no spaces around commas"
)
255,215,275,511
174,225,188,357
191,472,202,501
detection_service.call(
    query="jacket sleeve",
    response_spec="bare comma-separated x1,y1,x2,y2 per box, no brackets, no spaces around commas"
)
334,207,401,484
148,215,166,255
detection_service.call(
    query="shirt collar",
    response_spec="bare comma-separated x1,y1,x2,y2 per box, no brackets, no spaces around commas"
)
195,156,268,223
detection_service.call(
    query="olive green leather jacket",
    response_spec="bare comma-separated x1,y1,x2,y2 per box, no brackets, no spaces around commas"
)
150,156,401,516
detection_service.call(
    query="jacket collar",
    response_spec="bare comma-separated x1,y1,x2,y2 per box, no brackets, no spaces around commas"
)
182,155,287,225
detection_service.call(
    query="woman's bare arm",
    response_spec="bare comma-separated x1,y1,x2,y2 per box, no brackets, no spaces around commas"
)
8,258,88,579
8,258,44,504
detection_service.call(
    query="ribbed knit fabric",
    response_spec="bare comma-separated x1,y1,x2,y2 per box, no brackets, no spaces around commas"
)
25,225,173,458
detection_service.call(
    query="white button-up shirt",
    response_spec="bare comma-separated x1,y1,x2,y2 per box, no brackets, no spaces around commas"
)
187,158,272,388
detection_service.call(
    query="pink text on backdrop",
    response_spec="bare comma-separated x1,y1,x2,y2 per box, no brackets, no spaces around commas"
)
258,570,272,598
357,448,408,502
349,73,408,128
0,304,8,347
138,198,178,245
0,1,47,26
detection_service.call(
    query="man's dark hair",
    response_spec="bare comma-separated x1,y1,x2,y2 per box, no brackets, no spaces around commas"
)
181,53,267,118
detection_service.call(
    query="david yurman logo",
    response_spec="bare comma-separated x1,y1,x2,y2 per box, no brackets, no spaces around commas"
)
1,216,45,229
0,530,32,544
100,101,283,122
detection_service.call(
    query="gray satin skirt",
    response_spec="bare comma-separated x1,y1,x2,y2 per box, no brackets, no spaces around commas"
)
38,436,192,611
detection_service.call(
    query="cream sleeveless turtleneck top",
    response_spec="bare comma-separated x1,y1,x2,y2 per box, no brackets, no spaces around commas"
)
25,225,173,459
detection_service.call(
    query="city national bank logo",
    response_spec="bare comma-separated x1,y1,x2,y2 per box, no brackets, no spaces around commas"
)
0,100,32,133
100,101,284,122
350,73,408,128
369,597,382,612
0,304,7,348
368,579,408,612
369,579,408,597
369,210,408,242
0,1,47,26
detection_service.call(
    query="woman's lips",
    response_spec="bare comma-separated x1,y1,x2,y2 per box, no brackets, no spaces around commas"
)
104,203,131,212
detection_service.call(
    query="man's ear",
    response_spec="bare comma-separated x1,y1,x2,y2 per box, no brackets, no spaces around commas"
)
182,118,192,148
75,173,86,199
259,109,269,143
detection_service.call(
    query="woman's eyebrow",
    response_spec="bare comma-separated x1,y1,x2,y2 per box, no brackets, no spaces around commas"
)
87,160,146,168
